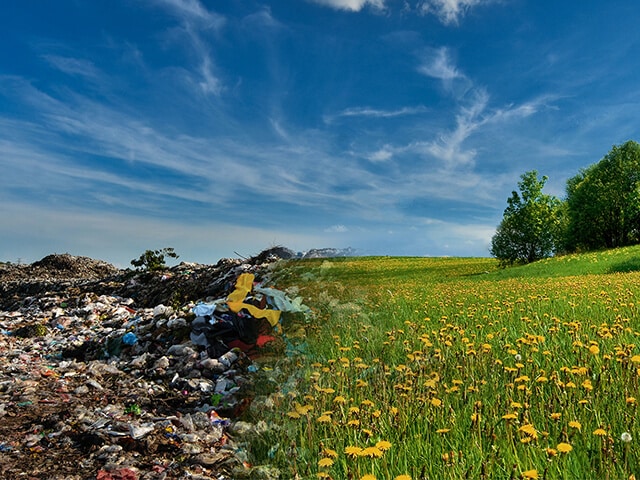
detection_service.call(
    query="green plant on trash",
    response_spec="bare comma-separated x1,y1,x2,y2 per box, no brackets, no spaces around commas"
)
125,403,142,416
130,247,179,271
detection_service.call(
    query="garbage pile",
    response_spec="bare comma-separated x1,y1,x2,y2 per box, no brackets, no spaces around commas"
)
0,248,307,480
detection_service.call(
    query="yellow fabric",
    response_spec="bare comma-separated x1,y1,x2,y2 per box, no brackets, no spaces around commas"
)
226,273,282,327
227,273,255,303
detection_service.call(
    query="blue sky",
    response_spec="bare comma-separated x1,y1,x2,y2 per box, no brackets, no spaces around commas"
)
2,0,640,267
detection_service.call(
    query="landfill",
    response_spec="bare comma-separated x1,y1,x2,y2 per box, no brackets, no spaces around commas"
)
0,247,309,480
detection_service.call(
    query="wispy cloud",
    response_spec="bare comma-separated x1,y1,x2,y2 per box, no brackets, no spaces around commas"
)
325,105,429,123
309,0,386,11
41,55,101,80
417,46,464,81
418,0,496,26
154,0,226,28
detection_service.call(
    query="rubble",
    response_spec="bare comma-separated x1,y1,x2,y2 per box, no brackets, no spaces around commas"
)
0,248,308,479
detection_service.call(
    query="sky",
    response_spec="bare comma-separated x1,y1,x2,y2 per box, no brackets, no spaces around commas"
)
2,0,640,267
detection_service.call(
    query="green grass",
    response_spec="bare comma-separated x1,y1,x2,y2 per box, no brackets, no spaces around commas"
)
244,248,640,480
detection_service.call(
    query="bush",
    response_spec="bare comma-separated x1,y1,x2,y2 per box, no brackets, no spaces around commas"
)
131,248,179,271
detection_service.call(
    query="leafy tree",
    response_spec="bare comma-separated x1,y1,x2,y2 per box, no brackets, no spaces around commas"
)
131,247,179,271
564,141,640,251
490,171,562,265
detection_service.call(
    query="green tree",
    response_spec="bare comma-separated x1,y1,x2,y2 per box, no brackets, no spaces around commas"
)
131,247,179,271
490,171,562,265
565,141,640,251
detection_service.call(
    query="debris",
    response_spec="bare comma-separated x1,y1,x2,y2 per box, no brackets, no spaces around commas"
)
0,247,308,479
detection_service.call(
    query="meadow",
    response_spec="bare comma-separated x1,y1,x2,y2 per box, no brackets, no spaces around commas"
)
250,246,640,480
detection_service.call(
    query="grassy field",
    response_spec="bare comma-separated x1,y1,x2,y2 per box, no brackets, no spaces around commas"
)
248,246,640,480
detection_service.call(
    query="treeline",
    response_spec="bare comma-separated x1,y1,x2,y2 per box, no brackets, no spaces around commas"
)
491,140,640,265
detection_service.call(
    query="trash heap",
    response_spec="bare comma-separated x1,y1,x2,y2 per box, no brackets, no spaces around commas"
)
0,248,308,480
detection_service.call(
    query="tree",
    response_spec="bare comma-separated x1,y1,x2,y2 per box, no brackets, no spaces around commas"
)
490,171,562,265
564,141,640,251
131,247,179,271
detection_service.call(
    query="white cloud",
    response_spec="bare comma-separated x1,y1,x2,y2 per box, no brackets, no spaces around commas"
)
417,47,463,80
325,105,429,123
41,55,100,80
309,0,385,12
154,0,225,28
367,145,395,162
418,0,493,26
325,224,349,232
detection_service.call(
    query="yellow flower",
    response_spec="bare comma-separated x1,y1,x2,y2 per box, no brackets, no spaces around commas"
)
375,440,392,451
360,475,376,480
347,419,360,427
589,345,600,355
627,396,636,405
631,355,640,363
546,448,557,457
593,428,607,436
569,420,582,430
502,413,518,420
394,476,412,480
431,397,442,407
333,395,347,404
519,424,538,439
360,446,383,458
345,446,363,457
318,457,334,467
557,442,573,453
317,473,331,479
323,448,338,458
522,470,539,479
436,428,450,434
550,412,562,420
316,415,332,423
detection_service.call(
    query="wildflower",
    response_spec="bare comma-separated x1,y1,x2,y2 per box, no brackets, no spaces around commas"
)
318,457,334,467
569,420,582,430
360,475,376,480
436,428,450,434
519,424,538,439
627,396,636,405
323,448,338,458
360,446,383,458
522,470,539,479
349,406,360,415
317,473,331,479
345,446,363,458
621,432,633,443
333,395,347,404
316,415,332,423
431,398,442,407
347,419,360,427
375,440,392,451
361,399,374,407
546,448,557,457
593,428,607,436
550,412,561,420
502,413,518,420
557,442,573,453
589,345,600,355
631,355,640,363
394,476,412,480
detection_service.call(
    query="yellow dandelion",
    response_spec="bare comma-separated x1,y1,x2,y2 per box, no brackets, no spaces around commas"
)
436,428,450,434
361,399,374,407
316,415,332,423
333,395,347,404
589,345,600,355
360,475,376,480
347,419,360,427
323,448,338,458
317,473,331,479
345,446,363,458
546,448,557,457
287,411,301,419
431,398,442,407
627,397,636,405
557,442,573,453
349,406,360,415
593,428,607,436
318,457,334,468
569,420,582,430
360,446,383,458
631,355,640,363
519,424,538,439
550,412,562,420
394,476,412,480
375,440,392,451
522,470,539,479
502,413,518,420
